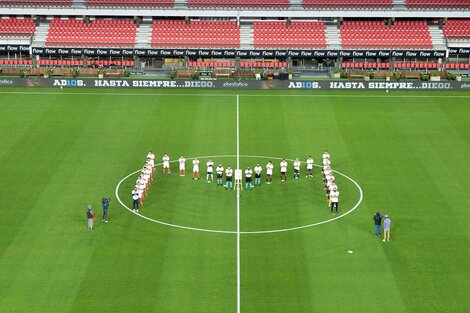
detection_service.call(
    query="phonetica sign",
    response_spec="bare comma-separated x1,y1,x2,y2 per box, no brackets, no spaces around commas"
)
1,78,469,90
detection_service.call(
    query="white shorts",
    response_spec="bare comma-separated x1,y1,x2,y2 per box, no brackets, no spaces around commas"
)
307,166,313,170
266,170,273,176
179,165,185,170
193,166,199,172
163,161,170,168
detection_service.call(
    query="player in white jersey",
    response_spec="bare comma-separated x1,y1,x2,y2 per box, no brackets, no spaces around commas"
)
216,164,224,186
293,158,301,180
147,158,155,177
178,155,186,176
322,150,330,160
138,178,146,205
306,156,314,178
206,159,214,183
330,188,339,214
192,158,200,180
266,161,274,184
280,159,288,182
225,166,233,189
143,165,152,185
322,158,331,167
162,153,171,175
147,151,155,175
254,163,262,186
325,175,335,198
245,167,253,190
147,151,155,161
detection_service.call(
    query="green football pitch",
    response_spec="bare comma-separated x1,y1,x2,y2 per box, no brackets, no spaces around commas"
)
0,87,468,313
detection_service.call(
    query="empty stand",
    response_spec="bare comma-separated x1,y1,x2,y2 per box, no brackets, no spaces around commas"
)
443,20,470,41
0,17,36,37
0,0,72,6
37,59,84,66
340,21,432,49
188,61,236,67
303,0,392,9
394,62,440,69
188,0,289,8
444,63,470,69
46,18,137,48
407,0,470,9
342,62,391,69
0,59,33,66
254,21,326,49
151,20,240,49
87,0,174,8
240,61,288,67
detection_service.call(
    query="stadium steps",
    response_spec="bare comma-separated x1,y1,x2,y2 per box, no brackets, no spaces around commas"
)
174,0,188,8
135,24,153,48
392,0,407,10
428,25,447,50
289,0,302,9
325,24,341,49
240,23,254,49
31,22,50,48
72,0,85,8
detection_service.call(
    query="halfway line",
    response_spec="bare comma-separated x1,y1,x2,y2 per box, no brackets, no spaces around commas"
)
236,94,241,313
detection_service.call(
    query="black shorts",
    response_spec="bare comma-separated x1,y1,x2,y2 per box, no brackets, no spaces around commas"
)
207,171,213,175
246,177,252,183
217,173,223,178
255,173,261,179
226,176,232,182
281,171,287,175
294,169,299,174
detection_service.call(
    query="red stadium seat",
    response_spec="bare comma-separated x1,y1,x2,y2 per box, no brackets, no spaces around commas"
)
340,20,432,50
46,18,137,48
151,19,240,49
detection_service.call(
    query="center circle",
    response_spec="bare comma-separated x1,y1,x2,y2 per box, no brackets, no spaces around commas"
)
115,155,363,234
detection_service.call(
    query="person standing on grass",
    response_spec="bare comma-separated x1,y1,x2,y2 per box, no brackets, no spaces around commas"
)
86,205,94,230
383,215,391,242
216,164,224,186
306,156,314,178
192,158,200,180
102,197,110,223
178,155,186,176
225,166,233,190
373,211,383,237
330,187,339,214
162,153,170,175
206,159,214,183
280,159,288,182
147,151,155,175
254,163,262,186
293,158,301,180
245,166,253,190
132,188,139,212
266,161,274,184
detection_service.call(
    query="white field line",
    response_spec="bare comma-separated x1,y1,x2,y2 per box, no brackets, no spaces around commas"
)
1,91,470,98
236,95,241,313
115,155,363,234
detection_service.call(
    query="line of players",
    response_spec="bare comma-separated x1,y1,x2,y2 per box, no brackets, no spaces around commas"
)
131,151,156,212
322,150,340,214
159,154,318,190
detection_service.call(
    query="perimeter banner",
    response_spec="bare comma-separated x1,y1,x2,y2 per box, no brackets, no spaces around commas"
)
1,45,450,58
1,78,469,90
